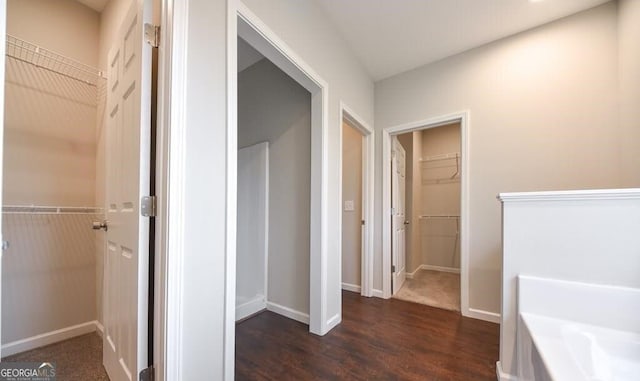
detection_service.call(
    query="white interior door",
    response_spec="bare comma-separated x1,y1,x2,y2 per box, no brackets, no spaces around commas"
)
391,136,407,294
103,0,153,380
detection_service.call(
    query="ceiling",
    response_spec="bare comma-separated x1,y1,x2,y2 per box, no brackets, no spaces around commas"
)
315,0,612,81
75,0,108,12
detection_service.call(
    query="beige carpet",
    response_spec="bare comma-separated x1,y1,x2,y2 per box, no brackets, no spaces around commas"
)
393,269,461,311
2,333,109,381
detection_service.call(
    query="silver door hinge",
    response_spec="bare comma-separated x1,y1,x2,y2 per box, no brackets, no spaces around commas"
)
139,366,154,381
390,207,395,215
144,24,160,48
1,240,9,251
141,196,157,217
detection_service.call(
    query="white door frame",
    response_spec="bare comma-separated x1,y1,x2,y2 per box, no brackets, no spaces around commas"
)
381,111,470,315
339,103,374,297
234,1,330,335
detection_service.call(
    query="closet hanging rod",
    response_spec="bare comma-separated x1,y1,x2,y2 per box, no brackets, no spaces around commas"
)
419,152,460,163
5,34,106,86
2,205,103,215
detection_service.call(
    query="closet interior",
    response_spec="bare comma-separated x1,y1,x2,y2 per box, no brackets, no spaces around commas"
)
1,0,131,378
394,122,462,311
235,37,312,326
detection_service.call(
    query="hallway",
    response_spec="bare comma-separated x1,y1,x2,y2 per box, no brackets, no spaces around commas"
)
236,290,498,380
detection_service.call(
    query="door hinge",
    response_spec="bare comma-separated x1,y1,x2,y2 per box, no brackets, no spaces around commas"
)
1,240,9,251
361,220,365,226
139,366,154,381
144,23,160,48
391,265,396,273
390,207,395,215
141,196,157,217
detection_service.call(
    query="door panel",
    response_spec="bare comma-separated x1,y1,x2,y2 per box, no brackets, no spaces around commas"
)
103,0,152,380
391,137,407,294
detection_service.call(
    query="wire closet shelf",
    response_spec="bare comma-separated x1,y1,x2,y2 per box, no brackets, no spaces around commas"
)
5,34,105,86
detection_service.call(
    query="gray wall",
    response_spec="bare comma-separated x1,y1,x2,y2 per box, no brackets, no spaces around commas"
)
238,59,311,316
341,121,362,288
375,3,624,314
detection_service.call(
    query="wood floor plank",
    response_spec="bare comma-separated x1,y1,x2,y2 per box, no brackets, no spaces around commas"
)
236,291,499,380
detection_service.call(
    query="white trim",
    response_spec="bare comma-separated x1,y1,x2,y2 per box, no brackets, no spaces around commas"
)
467,308,501,324
498,188,640,202
381,112,471,322
496,361,518,381
235,2,331,337
95,321,104,337
341,282,362,293
266,302,310,325
235,296,267,321
339,102,375,299
159,0,188,380
371,289,384,298
1,321,99,357
224,2,238,380
422,265,461,274
325,313,341,331
407,265,461,278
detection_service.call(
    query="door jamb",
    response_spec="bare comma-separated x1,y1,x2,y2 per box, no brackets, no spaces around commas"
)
339,103,374,297
381,111,470,317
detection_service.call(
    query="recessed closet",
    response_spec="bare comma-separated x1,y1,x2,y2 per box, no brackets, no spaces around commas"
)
2,1,152,379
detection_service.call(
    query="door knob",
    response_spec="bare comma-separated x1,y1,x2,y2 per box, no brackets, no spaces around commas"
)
92,220,108,231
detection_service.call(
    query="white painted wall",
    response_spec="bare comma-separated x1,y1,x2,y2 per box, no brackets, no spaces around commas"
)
2,0,100,349
341,121,362,289
236,142,268,320
1,213,98,346
238,59,311,318
498,189,640,378
177,0,230,378
241,0,375,321
375,3,622,314
618,0,640,187
420,123,461,270
4,0,99,206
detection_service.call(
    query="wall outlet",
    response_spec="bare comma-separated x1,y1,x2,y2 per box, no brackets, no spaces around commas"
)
344,200,355,211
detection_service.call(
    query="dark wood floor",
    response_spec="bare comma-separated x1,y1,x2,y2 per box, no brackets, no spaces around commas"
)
236,291,499,380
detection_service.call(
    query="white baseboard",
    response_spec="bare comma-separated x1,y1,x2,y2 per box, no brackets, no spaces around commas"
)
95,321,104,337
421,264,460,274
406,265,461,279
465,307,501,324
2,321,99,357
341,282,361,293
266,301,309,324
371,288,384,298
496,361,518,381
236,296,267,321
325,313,341,332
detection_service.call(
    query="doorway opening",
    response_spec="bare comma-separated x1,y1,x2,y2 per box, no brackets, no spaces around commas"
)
234,36,312,325
382,112,470,315
392,123,462,311
231,4,331,344
1,0,158,379
339,105,374,298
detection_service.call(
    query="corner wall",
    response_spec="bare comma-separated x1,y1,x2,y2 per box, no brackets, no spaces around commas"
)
238,59,312,318
618,0,640,187
374,3,621,316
